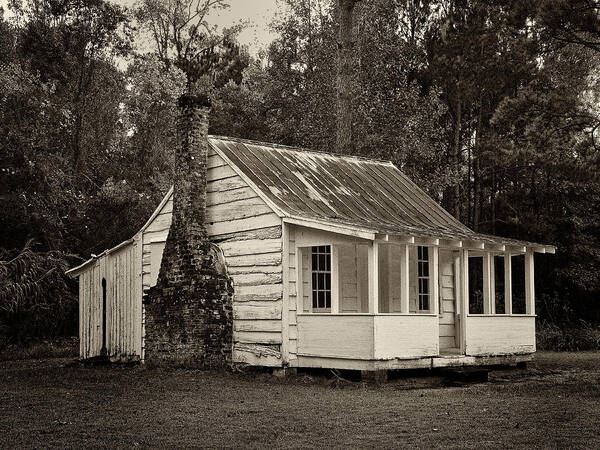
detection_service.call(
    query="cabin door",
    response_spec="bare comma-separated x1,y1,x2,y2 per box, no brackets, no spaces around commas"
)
438,250,460,352
101,277,107,356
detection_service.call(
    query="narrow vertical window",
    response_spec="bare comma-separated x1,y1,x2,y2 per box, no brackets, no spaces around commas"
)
417,246,430,311
311,245,331,311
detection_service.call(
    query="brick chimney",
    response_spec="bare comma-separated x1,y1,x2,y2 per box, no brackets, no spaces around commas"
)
143,94,233,368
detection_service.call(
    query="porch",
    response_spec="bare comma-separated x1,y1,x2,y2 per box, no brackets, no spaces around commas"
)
289,224,550,370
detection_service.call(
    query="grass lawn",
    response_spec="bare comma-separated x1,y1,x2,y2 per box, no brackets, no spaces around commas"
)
1,352,599,449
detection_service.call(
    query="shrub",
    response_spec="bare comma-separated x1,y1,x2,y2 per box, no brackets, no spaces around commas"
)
0,337,78,361
0,240,78,342
536,321,600,351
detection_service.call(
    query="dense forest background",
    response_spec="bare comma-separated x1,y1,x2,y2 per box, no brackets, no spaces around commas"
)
2,0,600,345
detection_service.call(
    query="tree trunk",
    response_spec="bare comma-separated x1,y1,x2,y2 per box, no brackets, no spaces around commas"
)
491,169,496,234
453,95,462,220
474,156,480,232
336,0,360,155
473,99,483,232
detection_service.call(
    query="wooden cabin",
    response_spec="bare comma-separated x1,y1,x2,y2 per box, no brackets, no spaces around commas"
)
67,135,555,369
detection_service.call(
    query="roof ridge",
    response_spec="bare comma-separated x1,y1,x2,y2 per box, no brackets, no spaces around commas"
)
208,134,395,165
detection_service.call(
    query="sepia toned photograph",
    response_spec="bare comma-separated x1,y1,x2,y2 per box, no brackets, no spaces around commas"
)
1,0,599,448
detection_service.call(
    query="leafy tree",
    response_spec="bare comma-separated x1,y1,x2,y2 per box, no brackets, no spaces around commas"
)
135,0,247,92
258,0,452,192
0,240,77,341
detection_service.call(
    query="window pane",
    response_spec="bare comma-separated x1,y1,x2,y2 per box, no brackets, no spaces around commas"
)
494,255,505,314
309,245,331,311
422,246,428,260
512,254,526,314
422,295,429,311
468,256,484,314
422,279,429,295
423,261,429,277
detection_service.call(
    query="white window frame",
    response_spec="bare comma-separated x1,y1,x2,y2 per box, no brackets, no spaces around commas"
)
310,245,332,313
463,249,535,317
417,245,431,312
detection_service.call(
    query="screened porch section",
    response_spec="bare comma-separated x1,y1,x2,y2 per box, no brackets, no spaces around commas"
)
297,243,438,315
294,235,441,362
292,225,543,364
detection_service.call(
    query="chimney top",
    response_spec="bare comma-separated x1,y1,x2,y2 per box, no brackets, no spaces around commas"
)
178,94,211,108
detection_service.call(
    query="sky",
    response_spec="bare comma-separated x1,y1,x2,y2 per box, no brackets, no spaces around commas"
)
1,0,282,55
204,0,281,54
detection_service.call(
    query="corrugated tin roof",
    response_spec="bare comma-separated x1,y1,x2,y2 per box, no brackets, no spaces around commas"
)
209,136,554,250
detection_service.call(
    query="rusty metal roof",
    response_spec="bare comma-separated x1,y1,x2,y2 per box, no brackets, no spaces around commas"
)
209,136,554,251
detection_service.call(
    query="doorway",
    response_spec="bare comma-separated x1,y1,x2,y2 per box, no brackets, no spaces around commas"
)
438,250,460,353
101,278,107,356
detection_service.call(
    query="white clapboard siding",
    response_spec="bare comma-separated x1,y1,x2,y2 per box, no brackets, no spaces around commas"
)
298,315,375,359
374,315,439,359
138,151,283,366
465,316,535,355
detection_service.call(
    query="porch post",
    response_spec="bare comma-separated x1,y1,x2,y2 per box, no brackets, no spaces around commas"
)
400,243,410,313
432,246,439,315
460,249,469,353
296,247,304,313
482,252,491,314
368,241,379,314
504,252,512,315
331,245,339,314
525,248,535,315
490,255,496,314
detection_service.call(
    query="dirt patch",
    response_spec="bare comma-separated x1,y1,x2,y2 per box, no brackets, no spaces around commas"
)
1,352,599,448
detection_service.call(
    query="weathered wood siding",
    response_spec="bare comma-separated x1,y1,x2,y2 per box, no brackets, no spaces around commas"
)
439,250,458,349
79,240,142,360
286,224,298,363
79,262,102,359
465,315,535,355
141,149,283,366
